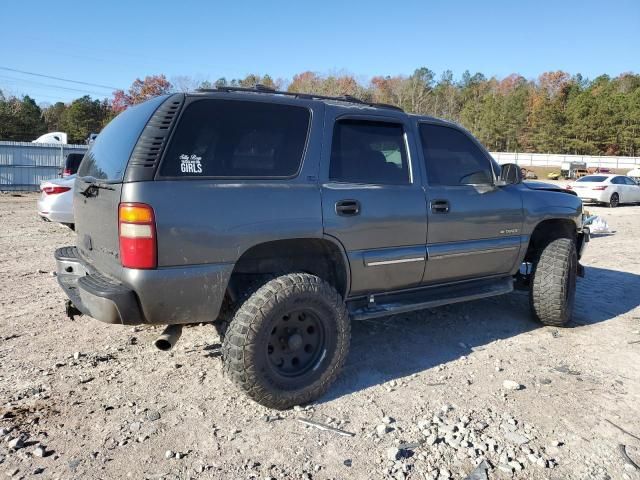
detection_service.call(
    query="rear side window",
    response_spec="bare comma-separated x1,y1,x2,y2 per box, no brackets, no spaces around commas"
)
419,124,494,186
78,95,167,181
329,120,410,185
611,176,625,185
159,100,310,178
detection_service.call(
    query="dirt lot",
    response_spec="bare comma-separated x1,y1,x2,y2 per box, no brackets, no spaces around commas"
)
1,193,639,480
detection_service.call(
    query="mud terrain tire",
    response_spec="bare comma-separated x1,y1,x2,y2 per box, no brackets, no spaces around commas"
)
530,237,577,327
222,273,350,409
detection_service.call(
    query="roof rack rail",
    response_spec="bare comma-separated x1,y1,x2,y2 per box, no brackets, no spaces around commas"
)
195,84,404,112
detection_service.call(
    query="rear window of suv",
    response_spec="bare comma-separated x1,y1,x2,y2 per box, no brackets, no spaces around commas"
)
78,95,167,181
159,99,310,178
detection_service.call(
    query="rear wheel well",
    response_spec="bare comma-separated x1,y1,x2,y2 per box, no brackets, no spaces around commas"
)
227,239,349,303
524,219,577,264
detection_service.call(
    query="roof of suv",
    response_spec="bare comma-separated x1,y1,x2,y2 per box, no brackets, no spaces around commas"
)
190,85,457,128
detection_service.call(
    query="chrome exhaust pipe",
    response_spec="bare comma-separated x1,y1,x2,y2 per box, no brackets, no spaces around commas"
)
153,325,183,351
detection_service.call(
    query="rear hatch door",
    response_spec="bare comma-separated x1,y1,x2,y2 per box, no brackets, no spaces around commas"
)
74,95,169,278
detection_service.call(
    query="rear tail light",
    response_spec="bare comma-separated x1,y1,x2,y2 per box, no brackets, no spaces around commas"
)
62,168,72,177
42,186,71,195
591,186,608,190
118,203,157,269
565,185,573,190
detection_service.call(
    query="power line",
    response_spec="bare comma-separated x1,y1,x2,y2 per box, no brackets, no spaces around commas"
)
0,75,109,97
0,66,120,90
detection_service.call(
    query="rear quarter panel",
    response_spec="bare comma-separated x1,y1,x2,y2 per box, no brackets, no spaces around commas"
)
120,180,323,266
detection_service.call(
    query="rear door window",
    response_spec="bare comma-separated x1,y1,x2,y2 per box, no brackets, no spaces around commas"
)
329,120,410,185
78,95,167,181
419,124,494,186
159,99,310,178
611,176,624,185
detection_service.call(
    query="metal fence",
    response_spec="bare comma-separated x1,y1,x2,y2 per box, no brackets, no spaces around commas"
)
2,141,640,191
0,141,88,191
490,152,640,170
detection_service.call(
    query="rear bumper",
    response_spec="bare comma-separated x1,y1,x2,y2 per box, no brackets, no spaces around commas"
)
55,246,233,325
55,247,142,324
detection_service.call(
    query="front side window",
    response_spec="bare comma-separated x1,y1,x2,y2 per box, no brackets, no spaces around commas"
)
159,99,310,178
419,124,494,186
329,120,410,185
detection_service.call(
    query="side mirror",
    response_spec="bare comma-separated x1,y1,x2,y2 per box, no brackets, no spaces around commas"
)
498,163,522,185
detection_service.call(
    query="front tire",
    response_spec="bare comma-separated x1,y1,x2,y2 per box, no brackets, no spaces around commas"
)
222,273,350,409
530,237,577,327
608,192,619,208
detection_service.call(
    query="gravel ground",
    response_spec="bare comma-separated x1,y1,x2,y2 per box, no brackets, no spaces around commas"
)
1,193,639,480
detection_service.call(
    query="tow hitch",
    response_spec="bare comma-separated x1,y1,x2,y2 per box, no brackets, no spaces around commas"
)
65,300,83,320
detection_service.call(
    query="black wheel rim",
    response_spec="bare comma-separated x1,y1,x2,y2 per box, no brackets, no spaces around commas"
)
611,194,619,207
267,309,325,378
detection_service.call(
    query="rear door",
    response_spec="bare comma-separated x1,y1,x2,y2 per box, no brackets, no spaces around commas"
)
321,111,427,296
417,122,523,284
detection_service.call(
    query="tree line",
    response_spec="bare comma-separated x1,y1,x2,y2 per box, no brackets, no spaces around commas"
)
1,68,639,156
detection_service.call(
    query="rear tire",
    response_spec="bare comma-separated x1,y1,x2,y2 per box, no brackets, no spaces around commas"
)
608,192,619,208
222,273,350,410
530,237,577,327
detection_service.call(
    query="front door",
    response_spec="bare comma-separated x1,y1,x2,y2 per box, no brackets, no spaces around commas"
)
321,114,427,296
417,122,524,284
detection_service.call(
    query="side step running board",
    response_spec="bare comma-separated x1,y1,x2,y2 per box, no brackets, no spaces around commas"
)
348,277,513,321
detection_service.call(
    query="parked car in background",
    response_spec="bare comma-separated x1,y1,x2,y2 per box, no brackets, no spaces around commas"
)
567,174,640,207
37,175,75,229
60,152,85,177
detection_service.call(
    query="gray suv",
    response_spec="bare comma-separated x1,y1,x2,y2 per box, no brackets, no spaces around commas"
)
55,86,589,409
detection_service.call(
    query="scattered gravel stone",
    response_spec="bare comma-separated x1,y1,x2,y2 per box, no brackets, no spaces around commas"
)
503,431,530,445
146,410,161,421
8,437,24,450
376,424,391,435
386,447,403,461
382,416,395,424
165,450,174,459
33,446,46,458
502,380,523,390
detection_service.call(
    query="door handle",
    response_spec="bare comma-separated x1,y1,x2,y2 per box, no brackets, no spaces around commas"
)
431,199,450,214
336,199,361,216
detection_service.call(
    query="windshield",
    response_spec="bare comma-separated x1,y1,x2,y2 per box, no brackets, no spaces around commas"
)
78,95,167,181
577,175,608,183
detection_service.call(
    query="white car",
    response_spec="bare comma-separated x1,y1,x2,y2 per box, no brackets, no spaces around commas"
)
567,174,640,207
37,175,75,228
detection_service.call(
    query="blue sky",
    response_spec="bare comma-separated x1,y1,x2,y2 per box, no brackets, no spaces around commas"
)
1,0,638,103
